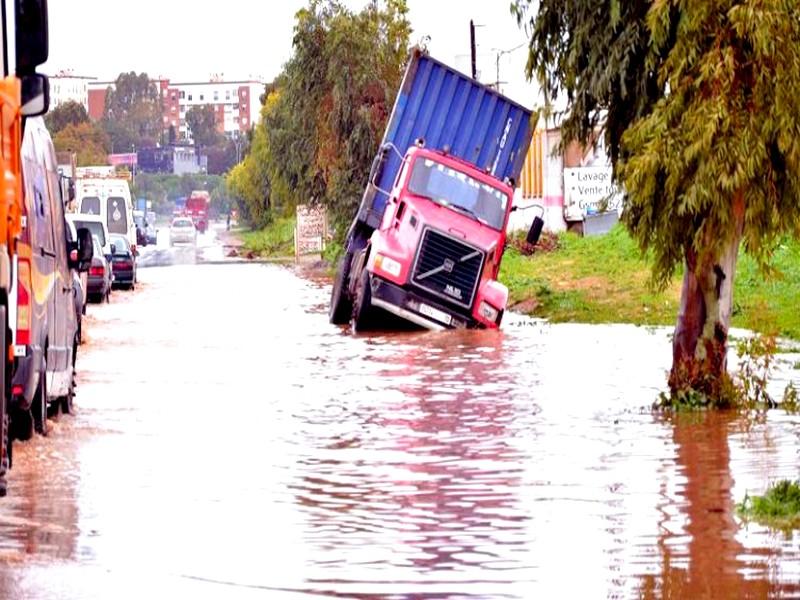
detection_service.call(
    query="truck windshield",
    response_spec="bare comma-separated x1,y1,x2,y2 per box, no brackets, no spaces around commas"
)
407,158,508,229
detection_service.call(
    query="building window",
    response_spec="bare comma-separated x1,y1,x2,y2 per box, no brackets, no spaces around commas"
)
200,94,204,101
188,94,193,101
243,90,247,97
180,91,185,99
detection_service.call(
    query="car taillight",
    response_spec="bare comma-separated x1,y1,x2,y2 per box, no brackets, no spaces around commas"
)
89,265,104,276
16,258,32,346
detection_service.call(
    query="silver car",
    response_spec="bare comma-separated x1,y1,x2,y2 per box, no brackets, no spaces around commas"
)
169,217,197,246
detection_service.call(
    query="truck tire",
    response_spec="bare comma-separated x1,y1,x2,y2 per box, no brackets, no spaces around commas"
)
32,362,48,436
329,254,353,325
351,268,374,333
60,336,78,415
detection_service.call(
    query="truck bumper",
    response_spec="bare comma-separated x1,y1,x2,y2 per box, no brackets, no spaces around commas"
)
370,276,476,330
12,347,42,410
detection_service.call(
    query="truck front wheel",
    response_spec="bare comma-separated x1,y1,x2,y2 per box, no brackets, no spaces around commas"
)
351,269,374,333
329,254,353,325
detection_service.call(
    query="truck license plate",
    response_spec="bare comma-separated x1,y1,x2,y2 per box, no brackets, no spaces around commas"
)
419,302,452,326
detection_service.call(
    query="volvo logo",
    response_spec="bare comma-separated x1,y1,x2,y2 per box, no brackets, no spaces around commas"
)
444,284,463,300
442,258,455,273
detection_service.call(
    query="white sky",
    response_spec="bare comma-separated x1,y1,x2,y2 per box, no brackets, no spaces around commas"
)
42,0,540,107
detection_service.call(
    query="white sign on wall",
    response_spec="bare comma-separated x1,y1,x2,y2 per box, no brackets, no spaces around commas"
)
563,167,623,221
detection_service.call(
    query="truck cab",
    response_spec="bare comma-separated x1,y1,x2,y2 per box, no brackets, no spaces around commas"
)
362,145,512,330
329,49,538,333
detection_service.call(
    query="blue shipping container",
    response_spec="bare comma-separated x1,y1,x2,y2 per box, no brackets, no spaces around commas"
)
355,49,535,231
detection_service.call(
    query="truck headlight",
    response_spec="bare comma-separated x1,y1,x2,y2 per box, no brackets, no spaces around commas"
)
479,301,499,323
375,254,402,278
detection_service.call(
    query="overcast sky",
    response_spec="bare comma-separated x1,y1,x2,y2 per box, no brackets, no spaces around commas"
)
42,0,540,107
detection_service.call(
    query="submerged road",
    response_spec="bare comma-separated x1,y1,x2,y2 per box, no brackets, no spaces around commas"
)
0,224,799,599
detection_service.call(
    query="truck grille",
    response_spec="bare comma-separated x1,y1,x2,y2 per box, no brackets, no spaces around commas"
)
412,229,484,309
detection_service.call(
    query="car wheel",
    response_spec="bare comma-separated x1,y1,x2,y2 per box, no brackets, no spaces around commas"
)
10,405,33,442
60,337,78,415
351,268,374,333
32,364,48,436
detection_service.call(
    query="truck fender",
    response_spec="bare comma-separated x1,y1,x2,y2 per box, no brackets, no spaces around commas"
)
477,279,509,312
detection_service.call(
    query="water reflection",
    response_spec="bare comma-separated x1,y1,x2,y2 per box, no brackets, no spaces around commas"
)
639,412,799,598
294,330,536,597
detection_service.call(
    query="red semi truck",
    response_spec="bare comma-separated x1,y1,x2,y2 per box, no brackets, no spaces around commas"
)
330,49,542,332
185,191,210,233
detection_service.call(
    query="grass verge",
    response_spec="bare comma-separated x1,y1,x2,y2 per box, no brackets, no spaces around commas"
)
500,224,800,340
239,217,295,258
737,480,800,531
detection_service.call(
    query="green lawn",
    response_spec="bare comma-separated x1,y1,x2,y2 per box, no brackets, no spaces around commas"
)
499,225,800,340
238,217,295,258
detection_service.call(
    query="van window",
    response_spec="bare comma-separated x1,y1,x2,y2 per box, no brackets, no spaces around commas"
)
107,197,129,235
81,196,101,215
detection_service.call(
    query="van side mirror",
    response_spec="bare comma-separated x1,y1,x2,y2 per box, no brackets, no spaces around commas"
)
21,73,50,117
15,0,49,74
110,244,117,255
75,227,93,272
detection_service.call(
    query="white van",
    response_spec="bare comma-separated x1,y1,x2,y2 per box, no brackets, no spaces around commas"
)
75,168,138,253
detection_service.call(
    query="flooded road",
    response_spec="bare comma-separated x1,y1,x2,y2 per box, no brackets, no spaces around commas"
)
1,226,799,599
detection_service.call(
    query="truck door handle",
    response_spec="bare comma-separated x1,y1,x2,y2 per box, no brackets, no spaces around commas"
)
40,248,57,258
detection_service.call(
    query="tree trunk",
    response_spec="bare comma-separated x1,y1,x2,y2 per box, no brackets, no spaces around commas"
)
669,194,745,397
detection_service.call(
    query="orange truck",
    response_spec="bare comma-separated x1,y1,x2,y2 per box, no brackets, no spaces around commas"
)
1,0,52,496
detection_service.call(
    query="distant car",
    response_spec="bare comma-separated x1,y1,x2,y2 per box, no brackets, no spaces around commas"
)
87,235,112,303
109,234,138,290
170,217,196,246
134,211,147,247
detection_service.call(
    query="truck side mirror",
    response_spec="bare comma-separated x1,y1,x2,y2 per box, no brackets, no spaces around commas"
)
527,216,544,246
75,227,93,271
15,0,49,74
20,73,50,117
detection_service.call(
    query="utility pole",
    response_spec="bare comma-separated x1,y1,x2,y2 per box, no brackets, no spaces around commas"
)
470,20,477,80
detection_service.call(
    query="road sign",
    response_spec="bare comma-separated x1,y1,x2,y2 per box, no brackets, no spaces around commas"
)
295,205,327,258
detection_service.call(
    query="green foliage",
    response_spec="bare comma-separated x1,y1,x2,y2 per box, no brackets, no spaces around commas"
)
45,100,89,135
738,480,800,531
102,72,163,151
52,122,110,166
515,0,800,289
620,1,800,287
185,104,222,148
239,217,296,257
229,0,410,233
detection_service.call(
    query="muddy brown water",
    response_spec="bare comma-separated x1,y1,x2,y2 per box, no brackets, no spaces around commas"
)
0,240,799,598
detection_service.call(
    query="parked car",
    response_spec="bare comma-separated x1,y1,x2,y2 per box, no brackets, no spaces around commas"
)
10,117,93,440
109,234,138,290
87,236,112,303
134,210,147,247
146,210,158,245
170,217,197,246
